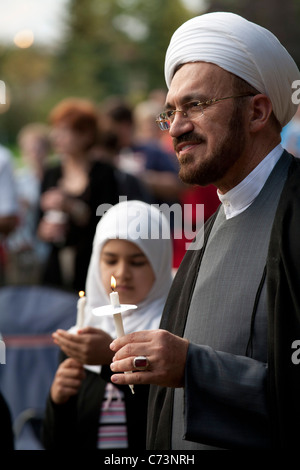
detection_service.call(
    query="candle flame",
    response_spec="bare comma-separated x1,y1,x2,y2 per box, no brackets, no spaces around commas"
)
111,276,116,291
78,290,85,298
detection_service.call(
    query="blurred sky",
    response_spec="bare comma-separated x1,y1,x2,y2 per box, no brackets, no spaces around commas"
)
0,0,70,46
0,0,202,47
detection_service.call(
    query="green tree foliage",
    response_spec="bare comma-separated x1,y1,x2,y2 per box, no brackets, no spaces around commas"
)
1,0,199,144
50,0,194,103
0,45,55,144
2,0,300,146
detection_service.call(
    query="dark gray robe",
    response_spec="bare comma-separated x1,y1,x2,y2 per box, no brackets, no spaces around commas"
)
147,152,300,450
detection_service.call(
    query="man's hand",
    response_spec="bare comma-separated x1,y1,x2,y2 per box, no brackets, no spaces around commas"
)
53,327,114,365
109,329,189,388
50,358,86,404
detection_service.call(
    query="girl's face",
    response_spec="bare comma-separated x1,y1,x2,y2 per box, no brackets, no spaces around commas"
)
100,239,155,305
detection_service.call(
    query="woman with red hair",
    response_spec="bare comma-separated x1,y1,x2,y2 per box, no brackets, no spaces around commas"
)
38,98,119,291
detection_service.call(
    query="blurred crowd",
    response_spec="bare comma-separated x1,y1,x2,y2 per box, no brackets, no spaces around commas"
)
0,91,220,292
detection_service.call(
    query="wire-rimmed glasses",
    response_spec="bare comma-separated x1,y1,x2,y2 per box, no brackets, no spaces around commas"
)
155,93,255,131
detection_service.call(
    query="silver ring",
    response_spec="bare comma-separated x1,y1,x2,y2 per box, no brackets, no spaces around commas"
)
133,356,149,371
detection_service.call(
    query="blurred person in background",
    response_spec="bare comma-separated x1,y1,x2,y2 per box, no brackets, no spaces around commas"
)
147,89,176,155
90,121,154,204
133,97,173,151
6,123,52,285
37,98,120,292
102,98,184,205
0,144,18,285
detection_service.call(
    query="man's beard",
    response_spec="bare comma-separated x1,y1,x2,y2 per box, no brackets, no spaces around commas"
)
175,105,246,187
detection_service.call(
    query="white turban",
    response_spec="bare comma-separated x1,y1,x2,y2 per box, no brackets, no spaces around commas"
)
165,12,300,127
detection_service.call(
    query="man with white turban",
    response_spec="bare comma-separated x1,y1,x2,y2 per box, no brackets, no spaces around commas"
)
110,12,300,449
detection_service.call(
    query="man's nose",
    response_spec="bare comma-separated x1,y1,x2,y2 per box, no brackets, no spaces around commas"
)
169,112,194,138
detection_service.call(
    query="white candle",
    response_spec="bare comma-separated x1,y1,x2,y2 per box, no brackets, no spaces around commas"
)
110,276,134,394
113,312,125,337
110,291,121,308
76,291,86,329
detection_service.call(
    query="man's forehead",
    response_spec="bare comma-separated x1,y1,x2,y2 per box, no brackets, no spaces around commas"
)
165,62,232,105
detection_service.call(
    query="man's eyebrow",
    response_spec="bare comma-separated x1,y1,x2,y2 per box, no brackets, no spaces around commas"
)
164,94,207,110
164,101,175,111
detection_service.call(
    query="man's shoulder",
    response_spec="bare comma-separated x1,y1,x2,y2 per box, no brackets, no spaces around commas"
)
274,153,300,222
284,153,300,188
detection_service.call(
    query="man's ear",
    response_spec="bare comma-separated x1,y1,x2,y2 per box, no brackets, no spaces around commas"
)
248,94,273,133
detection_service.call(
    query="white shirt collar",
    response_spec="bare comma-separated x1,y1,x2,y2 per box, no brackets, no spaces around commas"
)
218,144,284,219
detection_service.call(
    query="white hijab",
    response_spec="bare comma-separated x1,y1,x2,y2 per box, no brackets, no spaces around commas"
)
82,200,173,338
164,12,300,127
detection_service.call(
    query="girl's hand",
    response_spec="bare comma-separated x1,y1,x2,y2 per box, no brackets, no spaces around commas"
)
53,327,114,365
50,358,86,404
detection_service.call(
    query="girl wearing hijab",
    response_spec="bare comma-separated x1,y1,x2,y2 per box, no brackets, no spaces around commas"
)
42,200,173,450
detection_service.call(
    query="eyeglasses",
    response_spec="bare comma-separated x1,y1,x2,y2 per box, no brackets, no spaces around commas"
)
155,93,255,131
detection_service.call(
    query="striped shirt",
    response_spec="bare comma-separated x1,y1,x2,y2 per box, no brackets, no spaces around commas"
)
97,382,128,449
